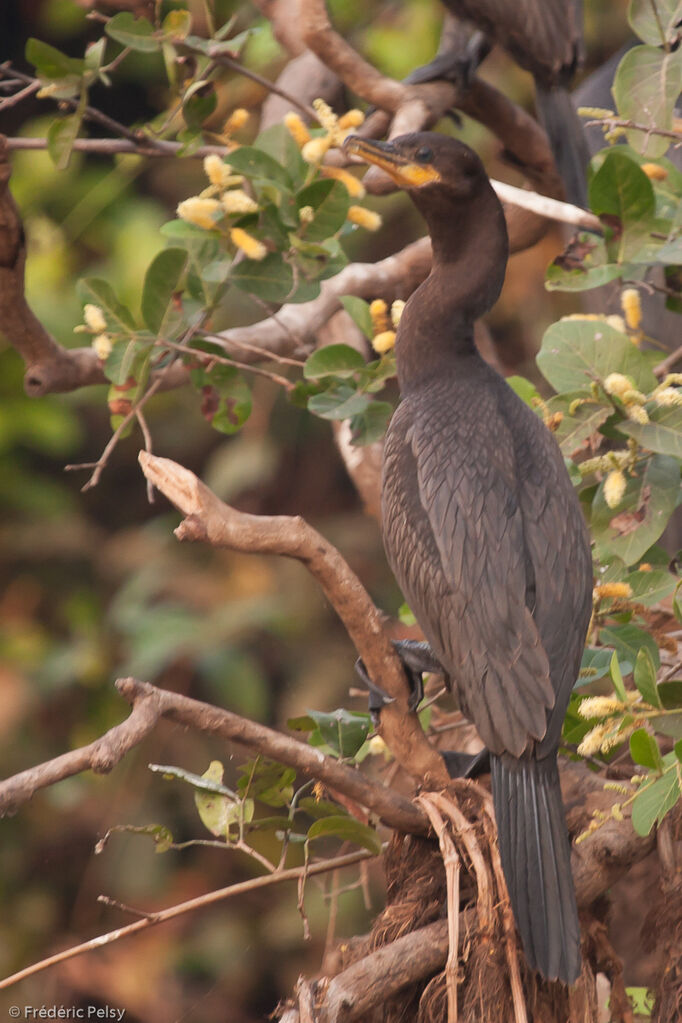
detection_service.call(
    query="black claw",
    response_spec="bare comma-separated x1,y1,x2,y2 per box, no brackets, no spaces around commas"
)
355,640,449,720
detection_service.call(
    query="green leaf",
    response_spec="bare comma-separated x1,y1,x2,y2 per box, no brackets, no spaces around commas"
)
104,335,154,387
297,797,347,819
588,150,656,260
628,0,682,46
676,738,682,763
545,262,624,292
634,648,662,708
105,12,160,52
591,454,680,565
47,112,82,171
624,986,655,1017
189,349,252,435
537,320,657,396
630,727,663,770
230,253,294,303
505,376,540,406
26,38,85,78
349,400,393,445
576,647,616,686
613,45,682,159
609,650,628,702
236,758,296,807
307,815,382,855
631,761,680,834
648,709,682,738
141,247,188,334
307,385,371,420
304,709,372,758
148,760,236,795
600,623,660,672
623,567,678,606
304,344,366,380
193,761,243,837
297,180,350,241
339,296,373,339
227,146,292,188
77,278,136,332
161,9,192,40
658,679,682,709
256,123,307,183
182,80,217,131
618,404,682,459
548,396,612,456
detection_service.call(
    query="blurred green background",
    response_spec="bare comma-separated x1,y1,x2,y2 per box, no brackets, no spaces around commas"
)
0,0,633,1018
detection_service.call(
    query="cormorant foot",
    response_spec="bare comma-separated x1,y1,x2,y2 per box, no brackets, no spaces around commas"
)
354,639,448,722
403,31,491,89
441,748,491,779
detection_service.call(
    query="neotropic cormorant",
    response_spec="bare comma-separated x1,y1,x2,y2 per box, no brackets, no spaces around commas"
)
408,0,589,206
344,131,593,983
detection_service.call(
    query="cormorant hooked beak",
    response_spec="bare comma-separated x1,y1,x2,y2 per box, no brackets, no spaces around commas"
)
343,135,442,189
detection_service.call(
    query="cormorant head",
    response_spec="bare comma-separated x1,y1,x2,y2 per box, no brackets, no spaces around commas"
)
343,132,487,201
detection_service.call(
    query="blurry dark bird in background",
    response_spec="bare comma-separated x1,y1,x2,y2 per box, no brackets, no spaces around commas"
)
407,0,590,206
345,131,593,983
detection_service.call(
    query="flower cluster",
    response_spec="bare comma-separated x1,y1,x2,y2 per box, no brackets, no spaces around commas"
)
576,690,644,757
176,155,266,260
368,298,405,354
74,304,112,361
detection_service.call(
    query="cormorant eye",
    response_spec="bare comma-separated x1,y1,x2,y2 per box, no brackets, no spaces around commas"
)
414,146,433,163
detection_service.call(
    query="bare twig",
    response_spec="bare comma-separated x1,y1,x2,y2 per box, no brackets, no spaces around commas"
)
0,79,41,111
0,847,378,991
654,342,682,377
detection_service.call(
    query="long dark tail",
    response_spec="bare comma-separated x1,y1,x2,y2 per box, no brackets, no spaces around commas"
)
535,85,590,209
491,753,581,983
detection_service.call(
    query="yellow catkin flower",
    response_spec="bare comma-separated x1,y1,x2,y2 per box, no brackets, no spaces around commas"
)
577,106,615,119
92,333,112,361
641,162,668,181
203,154,233,189
369,299,390,335
313,97,338,136
224,108,249,134
605,315,627,333
84,304,107,333
299,205,315,224
593,582,633,601
338,109,365,131
221,190,259,215
230,227,267,260
639,563,652,571
654,387,682,407
661,373,682,387
603,372,634,399
177,196,222,230
347,206,382,231
604,469,627,508
301,136,331,164
578,723,612,757
372,330,396,354
625,404,649,424
391,300,406,329
578,696,624,719
621,288,642,330
284,112,311,149
611,803,624,821
368,734,388,756
320,165,366,198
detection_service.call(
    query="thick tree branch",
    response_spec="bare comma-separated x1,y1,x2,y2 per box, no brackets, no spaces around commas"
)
0,676,429,832
138,451,451,788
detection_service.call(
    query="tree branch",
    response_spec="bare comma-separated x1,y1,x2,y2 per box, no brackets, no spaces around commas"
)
138,451,451,788
0,676,429,832
0,846,379,992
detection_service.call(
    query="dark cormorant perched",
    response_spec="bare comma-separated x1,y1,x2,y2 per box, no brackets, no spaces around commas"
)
408,0,589,206
344,131,593,983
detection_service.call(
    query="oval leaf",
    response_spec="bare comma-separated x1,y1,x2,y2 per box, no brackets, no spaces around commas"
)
304,344,366,380
307,815,382,855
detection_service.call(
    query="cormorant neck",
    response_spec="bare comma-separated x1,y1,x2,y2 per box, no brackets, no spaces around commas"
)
395,182,509,391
